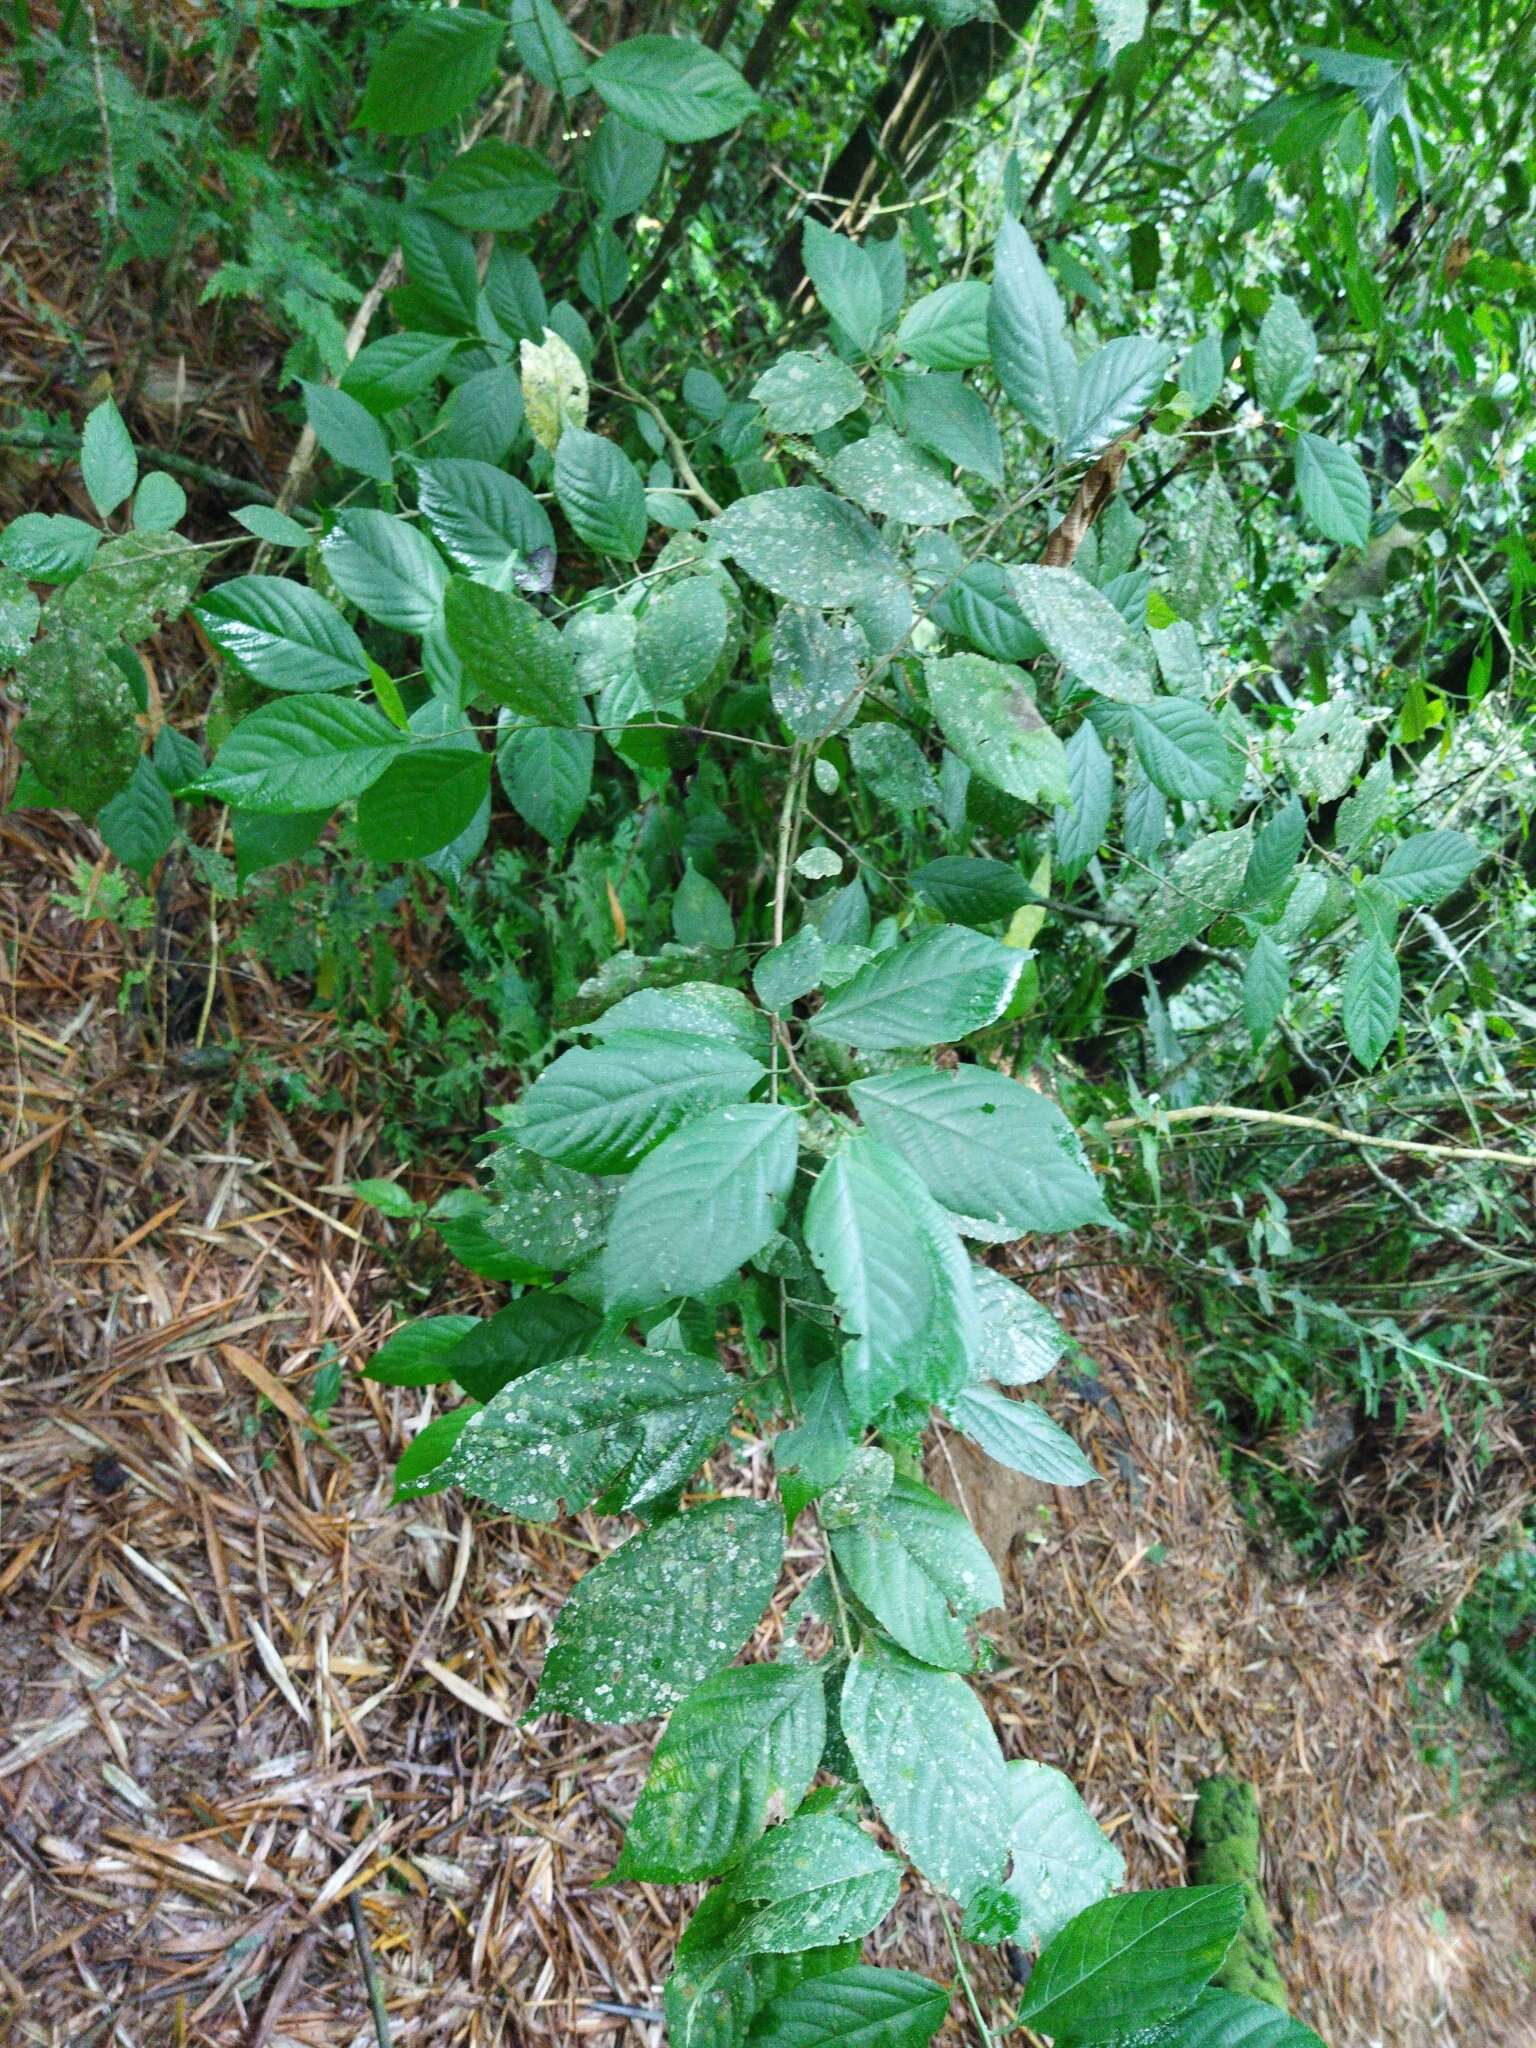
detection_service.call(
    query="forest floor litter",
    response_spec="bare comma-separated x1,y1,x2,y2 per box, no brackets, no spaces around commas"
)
3,812,1533,2048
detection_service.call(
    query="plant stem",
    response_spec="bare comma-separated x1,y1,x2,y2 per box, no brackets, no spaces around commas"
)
943,1907,996,2046
1100,1104,1534,1172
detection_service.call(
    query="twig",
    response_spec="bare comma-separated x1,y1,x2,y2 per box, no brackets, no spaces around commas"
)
0,424,274,502
348,1892,392,2048
1100,1104,1535,1172
249,1930,318,2048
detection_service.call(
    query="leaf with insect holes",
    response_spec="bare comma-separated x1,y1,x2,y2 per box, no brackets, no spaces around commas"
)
446,1348,737,1519
533,1498,784,1722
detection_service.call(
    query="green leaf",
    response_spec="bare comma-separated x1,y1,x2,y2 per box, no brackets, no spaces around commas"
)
553,427,647,560
945,1385,1096,1484
972,1267,1070,1385
131,471,186,532
803,221,884,355
804,1134,977,1423
1242,934,1289,1048
1239,797,1306,907
988,217,1077,442
1341,935,1400,1069
1065,337,1171,459
436,365,526,464
1003,1760,1124,1949
509,0,588,93
637,579,730,702
1166,469,1241,623
721,1814,902,1962
770,606,863,738
591,36,759,143
483,1136,619,1272
932,560,1041,663
830,1475,1000,1671
583,114,666,221
752,351,866,435
1136,1989,1328,2048
1094,0,1147,54
443,577,582,723
1010,564,1156,703
533,1498,784,1722
196,576,371,694
231,807,329,883
615,1663,826,1882
1378,828,1480,903
355,742,490,861
829,431,971,527
12,624,140,816
897,373,1003,485
897,281,990,369
0,512,100,583
1294,432,1371,547
602,1103,800,1310
518,1030,765,1174
925,653,1070,806
851,1065,1110,1238
755,926,827,1011
98,755,174,876
342,332,461,415
912,857,1032,925
417,459,553,588
1128,697,1237,800
393,1403,479,1501
449,1292,601,1402
322,510,446,634
497,720,593,844
674,863,737,947
849,722,941,813
1055,719,1114,881
356,8,504,134
80,397,137,520
424,139,562,231
812,927,1023,1051
1016,1886,1247,2043
713,488,901,608
748,1965,949,2047
231,505,310,549
1179,335,1225,414
1129,824,1253,966
198,698,408,812
448,1347,736,1518
1253,294,1316,413
840,1648,1008,1902
364,1315,481,1387
0,568,40,661
591,982,770,1057
297,382,392,484
1283,699,1366,803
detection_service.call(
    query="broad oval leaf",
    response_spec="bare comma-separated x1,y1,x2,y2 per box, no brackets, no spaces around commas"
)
447,1347,737,1519
897,281,990,369
1010,564,1156,704
804,1134,978,1424
1065,337,1172,460
533,1498,784,1722
1003,1760,1125,1949
364,1315,481,1387
357,8,505,135
195,576,369,693
829,430,971,527
355,742,490,861
443,576,583,724
839,1648,1009,1903
945,1384,1096,1485
1341,934,1400,1070
198,698,408,812
601,1102,801,1310
810,927,1024,1051
321,510,446,633
615,1662,827,1882
748,1964,950,2047
830,1474,1001,1671
518,1029,765,1174
1016,1885,1247,2043
1055,719,1115,880
713,489,901,609
752,351,867,435
554,427,648,560
416,458,555,584
972,1267,1071,1386
1294,431,1370,548
803,220,884,356
988,216,1077,442
1137,1988,1329,2048
850,1065,1110,1237
1128,696,1238,801
423,139,562,232
925,652,1070,805
590,36,760,143
1378,828,1480,903
721,1813,903,1964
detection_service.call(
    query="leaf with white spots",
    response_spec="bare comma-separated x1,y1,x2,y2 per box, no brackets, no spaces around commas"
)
830,1475,1001,1671
1003,1760,1125,1949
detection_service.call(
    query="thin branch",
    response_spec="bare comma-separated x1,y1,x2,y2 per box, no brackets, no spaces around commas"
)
1099,1104,1535,1172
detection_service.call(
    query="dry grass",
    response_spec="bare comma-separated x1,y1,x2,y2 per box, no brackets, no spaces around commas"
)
3,808,1533,2048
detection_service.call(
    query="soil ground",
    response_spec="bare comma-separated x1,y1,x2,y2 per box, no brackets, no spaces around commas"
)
3,809,1534,2048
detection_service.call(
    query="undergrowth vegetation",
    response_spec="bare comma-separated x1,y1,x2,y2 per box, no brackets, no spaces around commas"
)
4,0,1535,2036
